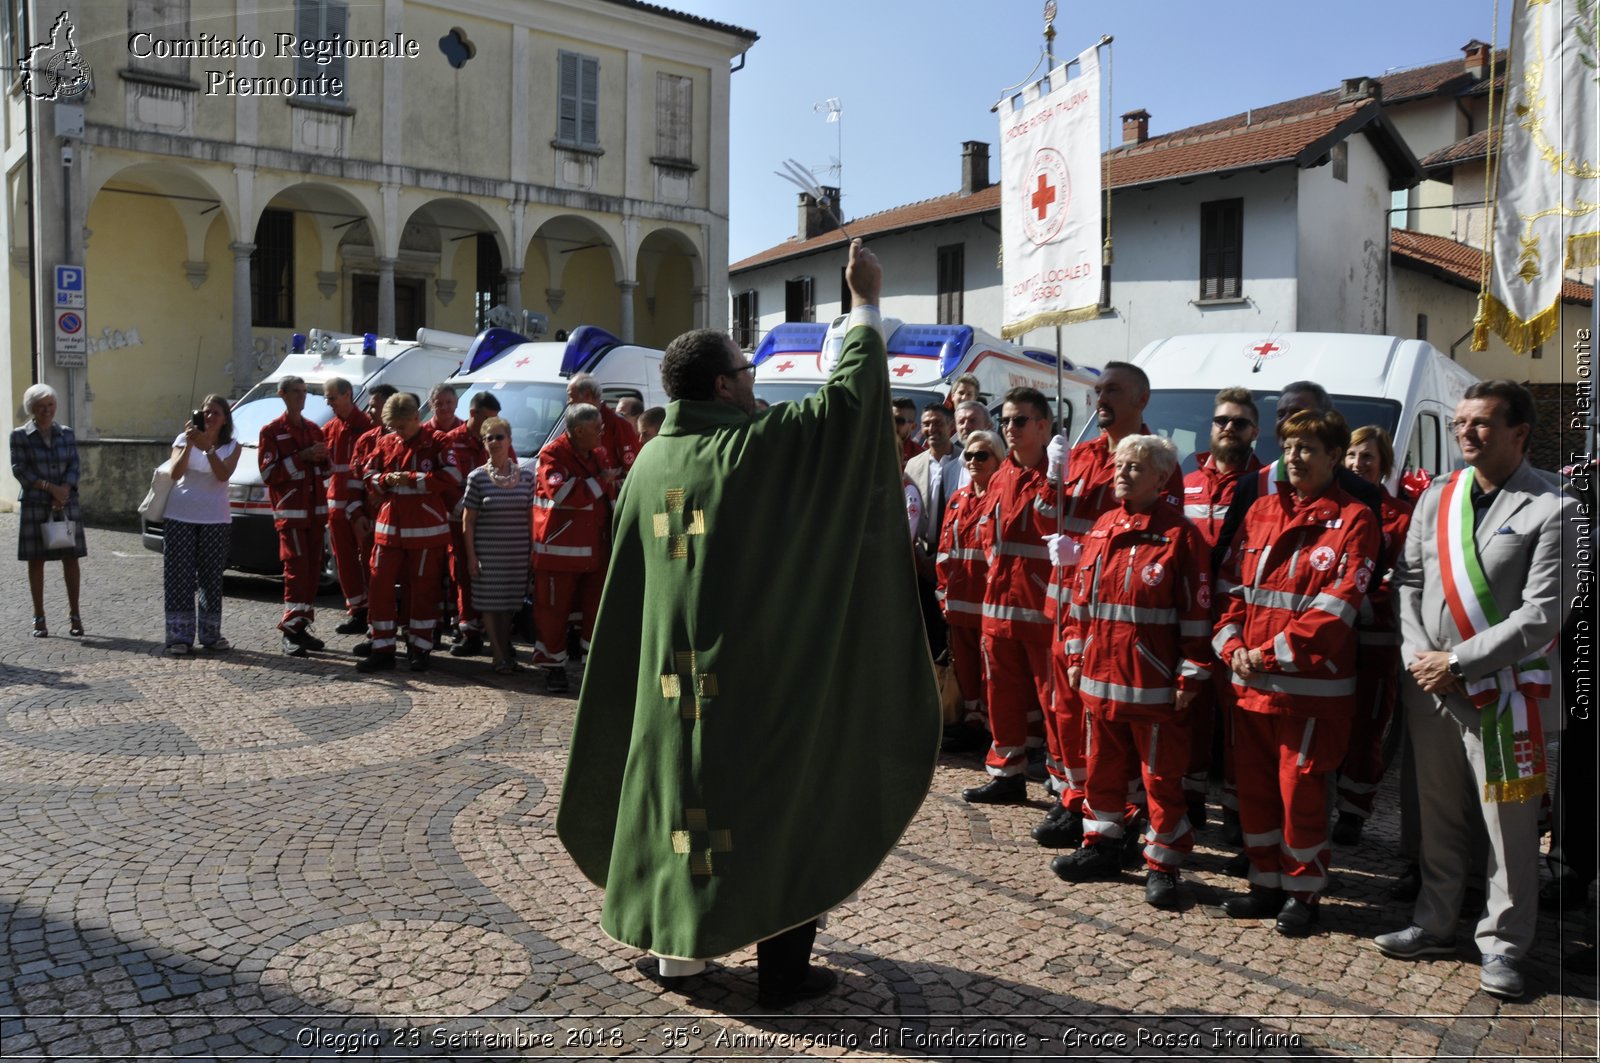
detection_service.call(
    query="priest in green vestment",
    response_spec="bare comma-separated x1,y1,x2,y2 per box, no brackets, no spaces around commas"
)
557,240,940,1007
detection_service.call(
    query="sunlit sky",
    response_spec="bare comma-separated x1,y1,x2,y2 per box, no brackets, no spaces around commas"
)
664,0,1515,262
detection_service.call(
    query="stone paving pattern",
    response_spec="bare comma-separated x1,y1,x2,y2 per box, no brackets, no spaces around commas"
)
0,515,1595,1060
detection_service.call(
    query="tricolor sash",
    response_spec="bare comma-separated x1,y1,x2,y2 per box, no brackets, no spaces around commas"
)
1259,457,1288,497
1435,468,1550,803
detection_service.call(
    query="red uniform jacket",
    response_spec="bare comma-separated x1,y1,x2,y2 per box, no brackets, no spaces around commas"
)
1214,483,1379,718
323,406,373,514
1357,486,1413,646
1181,451,1263,552
1064,500,1214,721
1044,429,1184,624
597,405,640,484
935,483,990,630
979,455,1057,643
346,424,387,521
364,426,460,549
441,421,489,520
258,413,330,529
532,435,614,572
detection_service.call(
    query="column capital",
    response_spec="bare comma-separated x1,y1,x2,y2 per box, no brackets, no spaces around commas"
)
617,279,639,292
375,256,398,272
229,241,256,258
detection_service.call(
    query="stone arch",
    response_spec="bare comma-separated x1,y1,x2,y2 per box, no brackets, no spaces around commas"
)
635,224,704,347
400,196,512,333
524,214,625,336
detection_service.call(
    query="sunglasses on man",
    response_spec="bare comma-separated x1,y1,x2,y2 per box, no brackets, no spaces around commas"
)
1212,416,1255,431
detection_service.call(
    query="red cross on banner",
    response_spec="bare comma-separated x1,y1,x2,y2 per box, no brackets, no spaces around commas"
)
1031,174,1056,221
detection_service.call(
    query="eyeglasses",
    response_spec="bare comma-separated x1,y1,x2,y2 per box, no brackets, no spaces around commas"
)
1449,418,1501,435
485,433,508,442
962,450,996,463
1212,416,1255,431
893,416,909,425
721,364,756,377
998,415,1037,429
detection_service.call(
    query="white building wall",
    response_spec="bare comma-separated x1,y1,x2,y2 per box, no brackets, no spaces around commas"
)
1296,134,1390,336
1389,269,1574,385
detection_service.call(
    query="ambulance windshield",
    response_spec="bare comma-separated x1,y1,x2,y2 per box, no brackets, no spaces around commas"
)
1074,389,1400,473
443,381,568,461
230,392,335,443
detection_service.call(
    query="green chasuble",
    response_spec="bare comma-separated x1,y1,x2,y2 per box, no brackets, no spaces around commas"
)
556,319,941,960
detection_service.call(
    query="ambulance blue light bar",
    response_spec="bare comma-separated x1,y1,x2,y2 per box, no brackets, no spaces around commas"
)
290,333,307,354
752,322,829,367
886,325,975,378
560,326,624,376
464,328,529,373
362,333,378,356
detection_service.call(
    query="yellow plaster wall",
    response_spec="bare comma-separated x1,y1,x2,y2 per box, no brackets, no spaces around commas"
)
401,11,512,177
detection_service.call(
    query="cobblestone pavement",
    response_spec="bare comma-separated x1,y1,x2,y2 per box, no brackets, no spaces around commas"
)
0,515,1595,1061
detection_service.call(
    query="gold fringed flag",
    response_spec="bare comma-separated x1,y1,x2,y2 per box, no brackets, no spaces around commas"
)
999,46,1103,339
1474,0,1599,353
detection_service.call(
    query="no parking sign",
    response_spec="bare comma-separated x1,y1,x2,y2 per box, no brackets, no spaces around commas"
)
53,263,87,367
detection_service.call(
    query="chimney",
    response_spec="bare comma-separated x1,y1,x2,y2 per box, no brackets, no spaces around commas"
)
1463,39,1491,80
797,187,841,240
1338,76,1382,103
960,140,990,196
1121,109,1150,145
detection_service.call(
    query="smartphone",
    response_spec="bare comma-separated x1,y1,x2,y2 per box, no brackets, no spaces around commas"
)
191,409,205,430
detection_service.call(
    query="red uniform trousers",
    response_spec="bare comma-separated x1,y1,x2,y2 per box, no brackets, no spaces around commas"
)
532,568,603,665
947,624,986,727
1083,712,1194,871
327,512,368,613
277,525,325,634
981,634,1049,777
448,522,482,636
1048,635,1087,812
367,543,444,656
1234,709,1351,898
1183,677,1215,804
1216,673,1243,815
1337,643,1400,819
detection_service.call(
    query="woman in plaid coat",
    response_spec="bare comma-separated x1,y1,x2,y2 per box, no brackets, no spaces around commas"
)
10,383,87,637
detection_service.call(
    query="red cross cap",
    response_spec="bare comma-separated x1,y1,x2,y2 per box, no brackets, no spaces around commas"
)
1022,147,1070,246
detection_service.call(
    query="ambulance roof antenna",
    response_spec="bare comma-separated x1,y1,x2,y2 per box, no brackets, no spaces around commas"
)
1253,322,1280,372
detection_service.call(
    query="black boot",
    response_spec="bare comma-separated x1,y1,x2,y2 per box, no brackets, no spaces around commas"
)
1145,869,1181,910
1274,895,1320,936
1222,885,1285,919
356,652,395,673
961,775,1026,804
1050,841,1122,882
335,609,368,635
545,666,569,694
450,634,485,657
1332,811,1364,845
1032,809,1083,848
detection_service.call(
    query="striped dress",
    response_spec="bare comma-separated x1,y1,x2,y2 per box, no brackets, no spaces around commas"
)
461,464,534,612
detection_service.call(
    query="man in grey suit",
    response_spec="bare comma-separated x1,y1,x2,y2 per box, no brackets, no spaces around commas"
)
908,403,962,660
1375,379,1577,999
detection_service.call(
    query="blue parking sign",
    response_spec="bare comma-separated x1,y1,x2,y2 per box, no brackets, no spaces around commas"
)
55,265,83,291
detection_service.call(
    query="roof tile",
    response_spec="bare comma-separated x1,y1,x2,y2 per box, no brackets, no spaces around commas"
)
1391,228,1593,304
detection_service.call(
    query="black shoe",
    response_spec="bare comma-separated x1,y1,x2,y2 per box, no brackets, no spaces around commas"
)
1032,811,1084,849
1390,862,1421,901
408,651,431,673
287,627,325,652
1563,944,1598,973
1051,841,1122,882
941,723,989,755
1122,817,1148,868
1225,852,1251,878
1223,886,1285,919
545,667,569,694
1187,797,1209,832
757,965,837,1010
961,775,1026,805
282,634,308,658
350,640,372,658
334,610,367,635
449,635,484,658
1275,896,1320,937
1332,812,1364,846
1540,872,1587,911
1221,807,1243,846
1146,870,1181,910
355,653,395,673
1023,748,1049,783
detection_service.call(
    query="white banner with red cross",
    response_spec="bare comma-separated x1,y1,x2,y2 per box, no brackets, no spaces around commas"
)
999,46,1103,339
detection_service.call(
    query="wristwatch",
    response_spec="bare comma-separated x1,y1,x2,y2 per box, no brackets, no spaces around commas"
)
1447,653,1464,680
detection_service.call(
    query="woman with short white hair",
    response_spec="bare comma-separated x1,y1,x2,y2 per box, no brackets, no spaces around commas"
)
10,383,87,637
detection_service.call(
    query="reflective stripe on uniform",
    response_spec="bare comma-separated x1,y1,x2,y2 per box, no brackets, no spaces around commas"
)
1079,677,1173,705
981,602,1050,625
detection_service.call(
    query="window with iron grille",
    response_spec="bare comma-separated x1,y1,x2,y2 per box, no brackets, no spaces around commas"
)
784,277,814,323
1199,198,1243,300
655,73,692,162
936,244,964,324
558,51,600,148
294,0,347,99
475,234,506,331
127,0,190,81
732,290,758,350
251,209,295,328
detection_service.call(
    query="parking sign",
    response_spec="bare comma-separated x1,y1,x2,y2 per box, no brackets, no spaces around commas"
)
54,264,84,309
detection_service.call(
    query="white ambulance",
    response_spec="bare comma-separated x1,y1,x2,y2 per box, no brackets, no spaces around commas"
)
751,320,1101,438
142,328,474,577
441,326,667,466
1086,332,1480,492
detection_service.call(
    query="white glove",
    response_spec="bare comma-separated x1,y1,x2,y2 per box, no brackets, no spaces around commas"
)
1045,532,1081,567
1046,433,1069,481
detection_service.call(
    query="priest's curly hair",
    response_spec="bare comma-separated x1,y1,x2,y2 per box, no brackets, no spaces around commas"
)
661,328,739,401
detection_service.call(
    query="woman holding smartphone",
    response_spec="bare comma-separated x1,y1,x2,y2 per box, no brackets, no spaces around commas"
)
162,396,241,655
